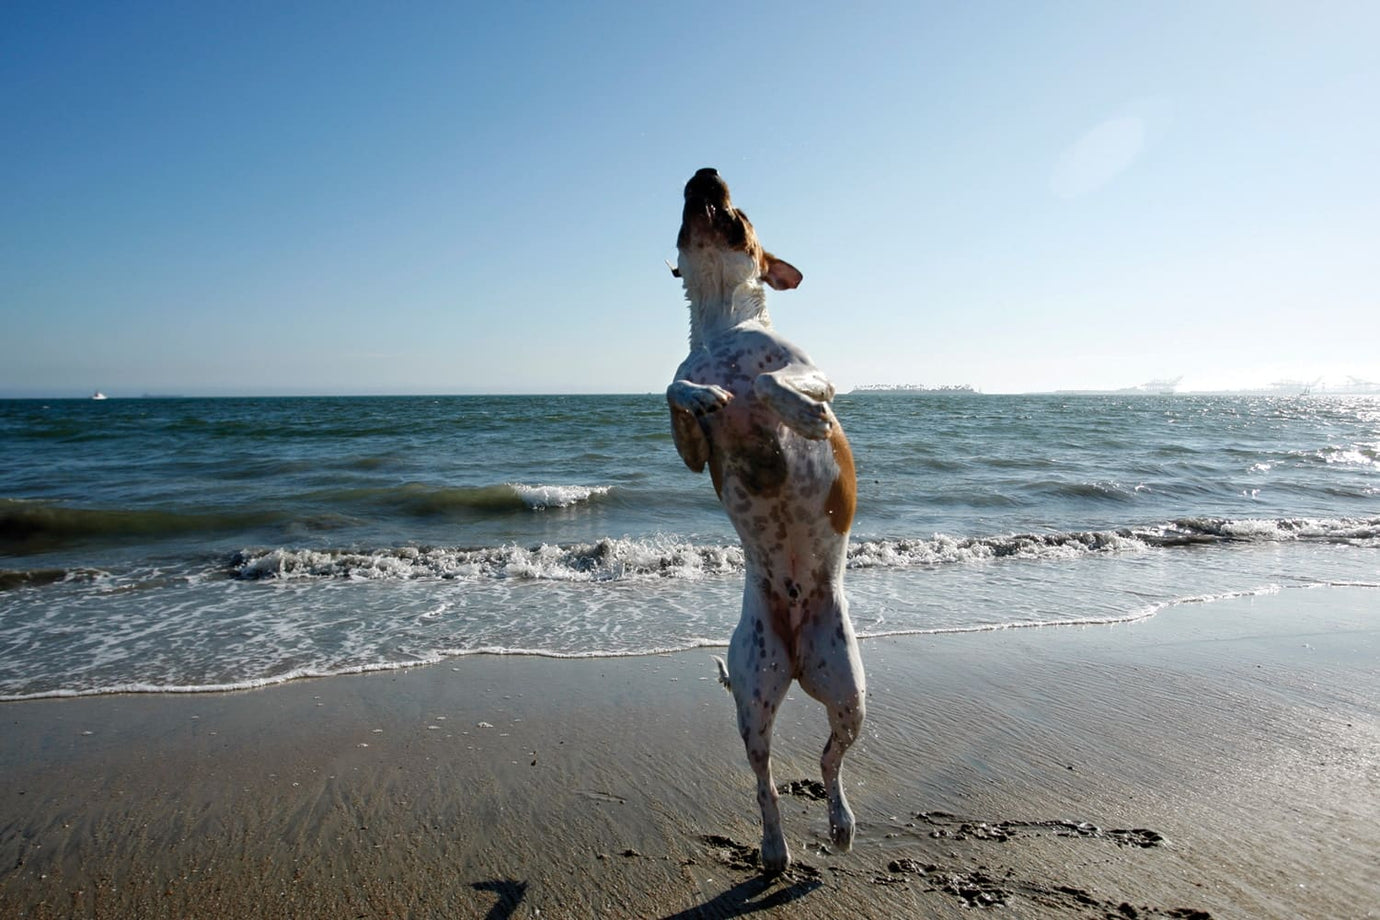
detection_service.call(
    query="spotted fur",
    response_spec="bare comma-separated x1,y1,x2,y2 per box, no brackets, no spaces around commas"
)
666,168,866,873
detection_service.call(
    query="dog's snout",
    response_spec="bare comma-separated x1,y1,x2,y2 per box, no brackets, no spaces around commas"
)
684,167,730,206
676,167,758,256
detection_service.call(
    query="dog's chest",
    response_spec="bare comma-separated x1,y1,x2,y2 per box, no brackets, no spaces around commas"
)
681,337,838,519
682,342,789,468
681,332,789,397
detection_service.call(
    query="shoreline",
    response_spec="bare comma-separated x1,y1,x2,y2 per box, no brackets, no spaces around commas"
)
2,584,1376,918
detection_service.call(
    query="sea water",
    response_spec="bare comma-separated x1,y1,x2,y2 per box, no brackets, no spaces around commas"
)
1,393,1376,699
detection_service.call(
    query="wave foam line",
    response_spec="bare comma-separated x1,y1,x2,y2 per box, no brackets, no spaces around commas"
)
0,639,733,702
232,537,744,583
0,658,431,702
226,515,1380,584
856,583,1289,641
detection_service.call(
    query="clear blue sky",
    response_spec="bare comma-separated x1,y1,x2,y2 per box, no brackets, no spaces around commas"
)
3,1,1377,397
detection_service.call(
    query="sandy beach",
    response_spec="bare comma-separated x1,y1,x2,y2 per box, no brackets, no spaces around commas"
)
2,584,1376,919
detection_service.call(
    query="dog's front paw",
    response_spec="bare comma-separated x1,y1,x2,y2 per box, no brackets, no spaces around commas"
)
690,384,733,416
670,381,733,417
792,400,834,440
754,373,834,440
777,395,833,441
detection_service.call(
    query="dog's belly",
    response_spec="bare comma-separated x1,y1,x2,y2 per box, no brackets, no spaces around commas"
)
703,395,856,655
711,414,848,544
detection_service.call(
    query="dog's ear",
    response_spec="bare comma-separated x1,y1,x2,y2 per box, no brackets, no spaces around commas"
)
761,253,802,291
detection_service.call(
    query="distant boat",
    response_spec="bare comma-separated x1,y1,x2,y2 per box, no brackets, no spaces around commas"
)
1131,376,1183,395
91,391,108,400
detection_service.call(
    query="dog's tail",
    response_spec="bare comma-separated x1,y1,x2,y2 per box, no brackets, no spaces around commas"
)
712,656,732,692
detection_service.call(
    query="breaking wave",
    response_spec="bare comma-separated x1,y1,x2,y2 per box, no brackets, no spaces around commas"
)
0,497,283,552
0,483,613,552
224,515,1380,584
338,481,613,515
231,537,743,582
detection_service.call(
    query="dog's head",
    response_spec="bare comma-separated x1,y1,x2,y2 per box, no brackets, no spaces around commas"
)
673,168,802,298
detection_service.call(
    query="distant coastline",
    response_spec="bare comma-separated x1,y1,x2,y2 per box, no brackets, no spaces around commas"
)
1055,376,1380,397
849,377,1380,398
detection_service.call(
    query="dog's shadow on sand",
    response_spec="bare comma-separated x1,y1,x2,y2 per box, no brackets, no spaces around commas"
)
657,833,823,918
660,871,822,920
471,879,527,920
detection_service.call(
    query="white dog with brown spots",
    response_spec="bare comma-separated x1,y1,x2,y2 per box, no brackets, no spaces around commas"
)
666,167,865,873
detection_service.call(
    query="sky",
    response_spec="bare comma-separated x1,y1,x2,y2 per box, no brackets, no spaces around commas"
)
3,1,1378,397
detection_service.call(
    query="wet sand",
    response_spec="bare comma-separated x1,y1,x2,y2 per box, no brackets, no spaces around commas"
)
2,584,1377,919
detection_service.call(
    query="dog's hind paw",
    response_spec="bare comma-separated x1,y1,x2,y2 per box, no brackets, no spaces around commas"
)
712,656,732,691
829,793,856,852
830,816,855,852
760,832,790,874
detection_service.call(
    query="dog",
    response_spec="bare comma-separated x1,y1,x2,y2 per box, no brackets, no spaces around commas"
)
666,168,865,872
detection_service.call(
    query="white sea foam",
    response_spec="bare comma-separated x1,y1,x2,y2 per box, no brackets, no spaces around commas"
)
232,537,745,583
507,483,612,509
224,516,1380,585
1318,446,1379,467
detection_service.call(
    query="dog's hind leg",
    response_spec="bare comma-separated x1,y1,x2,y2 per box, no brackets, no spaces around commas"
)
819,690,865,851
727,595,795,872
798,608,867,852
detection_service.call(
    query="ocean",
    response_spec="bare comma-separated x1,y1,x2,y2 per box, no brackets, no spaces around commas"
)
1,393,1376,700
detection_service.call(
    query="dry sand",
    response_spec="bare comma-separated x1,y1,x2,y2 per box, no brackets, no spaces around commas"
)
2,584,1376,919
